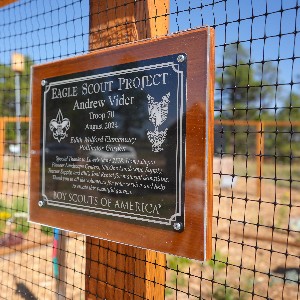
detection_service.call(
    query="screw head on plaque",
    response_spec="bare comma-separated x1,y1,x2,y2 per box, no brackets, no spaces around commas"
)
177,54,186,63
173,222,184,232
38,200,45,207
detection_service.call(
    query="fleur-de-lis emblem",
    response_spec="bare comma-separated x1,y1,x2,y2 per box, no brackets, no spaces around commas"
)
49,109,70,143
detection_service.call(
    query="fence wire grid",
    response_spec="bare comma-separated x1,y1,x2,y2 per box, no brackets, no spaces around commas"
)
0,0,299,299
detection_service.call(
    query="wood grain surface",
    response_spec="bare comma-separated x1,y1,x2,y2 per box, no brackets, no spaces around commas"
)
87,2,169,299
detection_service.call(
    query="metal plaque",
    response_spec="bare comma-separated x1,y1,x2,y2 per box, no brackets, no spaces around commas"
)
30,28,214,260
40,54,186,230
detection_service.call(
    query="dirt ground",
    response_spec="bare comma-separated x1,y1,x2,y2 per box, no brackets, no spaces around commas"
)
0,157,299,299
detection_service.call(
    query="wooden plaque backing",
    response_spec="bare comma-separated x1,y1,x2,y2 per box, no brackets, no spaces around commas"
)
29,28,214,260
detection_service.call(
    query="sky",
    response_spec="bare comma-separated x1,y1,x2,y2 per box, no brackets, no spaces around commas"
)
0,0,299,96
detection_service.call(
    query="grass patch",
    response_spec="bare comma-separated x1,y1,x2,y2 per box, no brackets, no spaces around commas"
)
12,197,28,213
206,250,227,271
0,197,30,235
41,225,53,235
166,256,192,297
14,218,30,234
3,156,28,171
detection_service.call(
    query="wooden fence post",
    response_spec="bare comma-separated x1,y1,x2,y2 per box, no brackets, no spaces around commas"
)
86,1,169,299
0,118,4,193
256,122,264,198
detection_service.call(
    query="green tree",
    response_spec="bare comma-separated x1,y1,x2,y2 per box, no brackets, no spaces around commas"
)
0,55,33,116
270,92,300,158
278,92,300,122
215,43,276,120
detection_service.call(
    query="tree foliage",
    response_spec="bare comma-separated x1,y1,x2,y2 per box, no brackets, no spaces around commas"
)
264,92,300,158
214,43,300,158
0,56,33,116
215,43,276,120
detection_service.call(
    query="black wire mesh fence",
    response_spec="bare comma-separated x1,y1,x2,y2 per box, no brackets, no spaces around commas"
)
0,0,299,299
